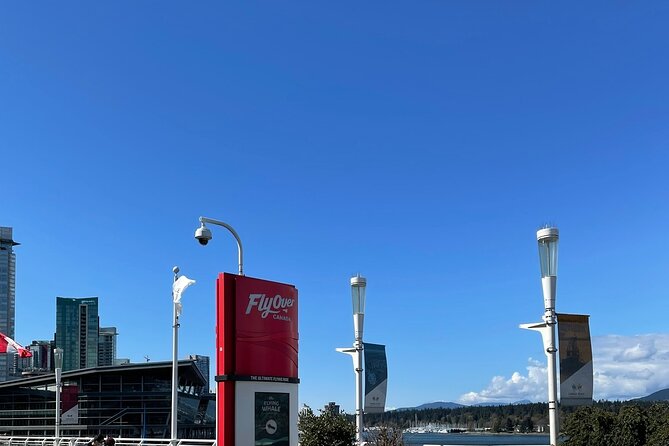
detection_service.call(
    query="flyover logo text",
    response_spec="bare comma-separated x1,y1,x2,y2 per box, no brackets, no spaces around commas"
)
245,293,294,321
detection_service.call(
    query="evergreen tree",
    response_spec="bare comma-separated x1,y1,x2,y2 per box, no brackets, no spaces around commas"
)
563,406,616,446
298,406,356,446
644,404,669,446
613,405,646,446
519,416,534,433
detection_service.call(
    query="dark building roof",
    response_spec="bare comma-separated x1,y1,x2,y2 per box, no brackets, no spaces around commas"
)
0,359,206,389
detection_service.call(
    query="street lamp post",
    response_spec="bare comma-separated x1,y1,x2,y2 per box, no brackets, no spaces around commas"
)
193,216,245,446
537,227,559,446
520,227,559,446
171,266,180,444
171,266,196,444
337,274,367,444
54,348,63,442
351,275,366,444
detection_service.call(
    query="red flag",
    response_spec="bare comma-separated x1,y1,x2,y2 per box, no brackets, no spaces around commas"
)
0,332,32,358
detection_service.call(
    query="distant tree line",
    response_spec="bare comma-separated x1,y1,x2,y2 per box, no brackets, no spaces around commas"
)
303,400,669,445
364,402,550,432
363,400,669,441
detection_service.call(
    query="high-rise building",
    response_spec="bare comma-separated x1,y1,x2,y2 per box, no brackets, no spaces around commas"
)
0,227,19,382
323,401,341,415
56,297,99,372
188,354,210,391
98,326,118,366
15,340,54,377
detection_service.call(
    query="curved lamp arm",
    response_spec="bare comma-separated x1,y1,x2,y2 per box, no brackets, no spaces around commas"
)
199,216,244,276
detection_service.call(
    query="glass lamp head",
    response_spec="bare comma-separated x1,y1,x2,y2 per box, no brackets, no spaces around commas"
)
350,274,367,315
537,227,559,278
54,348,64,369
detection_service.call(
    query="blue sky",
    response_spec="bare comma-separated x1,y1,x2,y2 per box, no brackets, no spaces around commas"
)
1,2,668,411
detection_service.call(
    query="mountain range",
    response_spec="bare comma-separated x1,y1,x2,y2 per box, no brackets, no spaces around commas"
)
399,389,669,411
635,388,669,402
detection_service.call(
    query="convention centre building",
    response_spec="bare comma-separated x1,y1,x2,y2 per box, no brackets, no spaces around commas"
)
0,360,215,439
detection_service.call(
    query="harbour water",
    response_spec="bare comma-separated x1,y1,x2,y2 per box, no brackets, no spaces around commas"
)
403,432,549,446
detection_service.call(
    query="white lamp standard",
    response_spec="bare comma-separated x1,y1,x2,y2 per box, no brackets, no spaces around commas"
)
171,266,180,444
351,275,366,445
171,266,196,444
520,227,559,446
337,274,367,444
538,227,559,446
54,348,63,441
192,216,244,446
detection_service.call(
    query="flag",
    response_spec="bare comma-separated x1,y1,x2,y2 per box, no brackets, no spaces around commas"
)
172,275,196,316
0,332,32,358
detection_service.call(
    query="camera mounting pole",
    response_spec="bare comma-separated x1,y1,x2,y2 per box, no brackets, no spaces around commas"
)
196,216,244,276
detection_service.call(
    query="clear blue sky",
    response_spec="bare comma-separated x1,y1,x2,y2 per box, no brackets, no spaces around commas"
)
2,2,668,411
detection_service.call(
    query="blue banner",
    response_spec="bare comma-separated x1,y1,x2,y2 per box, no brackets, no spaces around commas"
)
364,343,387,413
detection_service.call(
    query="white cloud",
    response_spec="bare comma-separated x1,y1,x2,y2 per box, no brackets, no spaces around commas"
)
459,333,669,405
459,359,547,405
613,341,657,362
593,334,669,401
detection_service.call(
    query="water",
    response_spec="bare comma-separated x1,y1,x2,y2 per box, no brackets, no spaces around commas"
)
402,432,549,446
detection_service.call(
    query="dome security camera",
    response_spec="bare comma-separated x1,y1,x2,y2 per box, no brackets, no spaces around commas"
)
194,225,212,246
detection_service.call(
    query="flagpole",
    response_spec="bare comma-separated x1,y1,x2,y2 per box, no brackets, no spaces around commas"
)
171,266,180,445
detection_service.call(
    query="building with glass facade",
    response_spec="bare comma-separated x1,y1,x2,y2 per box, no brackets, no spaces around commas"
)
187,354,210,392
98,327,117,367
15,340,55,377
0,360,215,439
0,226,19,382
56,297,100,372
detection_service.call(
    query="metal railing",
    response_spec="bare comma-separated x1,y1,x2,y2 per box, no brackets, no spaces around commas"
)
0,438,216,446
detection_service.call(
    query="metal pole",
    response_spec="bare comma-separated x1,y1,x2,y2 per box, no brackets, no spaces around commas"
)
199,217,244,275
171,266,180,443
194,217,244,446
55,366,61,440
545,308,559,446
355,338,364,444
353,312,364,444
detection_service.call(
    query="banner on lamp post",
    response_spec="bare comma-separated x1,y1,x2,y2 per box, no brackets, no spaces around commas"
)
61,384,79,424
364,343,387,414
557,313,593,406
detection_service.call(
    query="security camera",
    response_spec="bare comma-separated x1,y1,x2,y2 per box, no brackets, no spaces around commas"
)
194,225,212,246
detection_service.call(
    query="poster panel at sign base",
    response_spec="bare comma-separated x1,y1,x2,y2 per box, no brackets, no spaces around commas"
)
255,392,290,446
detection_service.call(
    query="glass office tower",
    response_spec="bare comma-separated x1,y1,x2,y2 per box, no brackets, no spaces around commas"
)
188,354,210,391
55,297,100,371
0,227,18,382
98,326,118,366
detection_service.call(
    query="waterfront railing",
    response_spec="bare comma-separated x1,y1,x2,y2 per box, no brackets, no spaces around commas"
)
0,438,216,446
